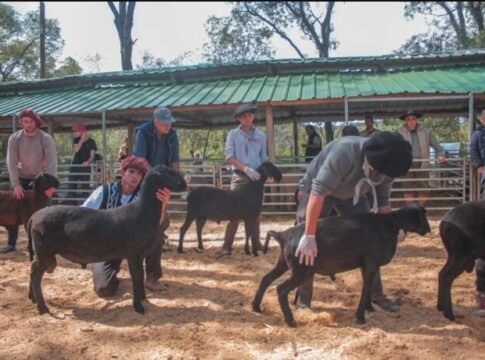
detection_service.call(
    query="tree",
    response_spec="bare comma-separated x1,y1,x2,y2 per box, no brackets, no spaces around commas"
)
202,14,274,64
204,2,337,143
0,3,81,81
136,50,196,69
52,56,82,77
397,2,485,54
108,1,136,71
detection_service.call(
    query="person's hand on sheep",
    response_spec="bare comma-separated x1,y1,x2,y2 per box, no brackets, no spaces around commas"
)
243,166,261,181
13,184,24,200
156,188,171,204
295,234,317,266
44,187,56,198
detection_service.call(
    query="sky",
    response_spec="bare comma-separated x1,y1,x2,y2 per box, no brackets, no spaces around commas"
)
5,2,428,73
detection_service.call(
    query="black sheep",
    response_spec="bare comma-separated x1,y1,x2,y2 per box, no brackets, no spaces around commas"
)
437,199,485,320
253,204,431,327
27,165,186,315
178,162,282,256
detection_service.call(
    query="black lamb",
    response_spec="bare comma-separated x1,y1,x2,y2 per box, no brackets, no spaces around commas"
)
178,162,282,256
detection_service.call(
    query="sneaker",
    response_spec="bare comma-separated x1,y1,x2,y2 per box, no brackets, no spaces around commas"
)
372,297,399,312
0,246,15,254
476,292,485,317
145,279,168,292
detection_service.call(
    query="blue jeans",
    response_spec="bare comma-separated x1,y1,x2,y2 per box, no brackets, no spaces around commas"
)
6,178,33,248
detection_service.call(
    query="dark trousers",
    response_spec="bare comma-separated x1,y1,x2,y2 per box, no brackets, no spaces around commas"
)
68,166,91,203
94,217,169,297
222,173,262,252
295,195,387,307
6,178,33,248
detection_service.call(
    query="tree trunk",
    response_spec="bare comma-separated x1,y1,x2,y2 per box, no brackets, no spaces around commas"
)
108,1,136,71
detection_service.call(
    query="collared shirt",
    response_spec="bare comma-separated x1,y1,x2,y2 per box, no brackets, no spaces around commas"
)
225,125,268,170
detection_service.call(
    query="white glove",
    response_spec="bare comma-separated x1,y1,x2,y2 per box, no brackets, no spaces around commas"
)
243,166,261,181
295,234,317,266
397,229,406,242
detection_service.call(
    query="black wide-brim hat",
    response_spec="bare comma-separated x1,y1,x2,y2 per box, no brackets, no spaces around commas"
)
364,131,412,178
398,110,423,120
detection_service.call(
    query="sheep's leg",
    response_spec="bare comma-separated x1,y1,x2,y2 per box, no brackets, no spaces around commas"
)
244,217,259,257
243,219,252,256
276,267,311,327
356,261,379,324
195,217,207,251
252,254,288,313
438,254,471,321
178,214,195,253
127,255,146,314
360,268,375,312
30,256,52,315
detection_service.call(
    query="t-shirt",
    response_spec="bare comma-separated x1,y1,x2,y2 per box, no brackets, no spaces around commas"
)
72,137,97,164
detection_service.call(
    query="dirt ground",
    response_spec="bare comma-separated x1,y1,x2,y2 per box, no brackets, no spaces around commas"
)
0,217,484,360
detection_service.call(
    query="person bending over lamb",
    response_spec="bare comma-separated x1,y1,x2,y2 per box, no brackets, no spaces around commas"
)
83,155,171,296
295,131,412,313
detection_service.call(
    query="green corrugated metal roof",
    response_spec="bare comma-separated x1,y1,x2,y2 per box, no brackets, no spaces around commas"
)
0,50,484,130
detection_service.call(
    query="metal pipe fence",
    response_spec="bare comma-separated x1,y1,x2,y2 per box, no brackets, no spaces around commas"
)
0,156,475,217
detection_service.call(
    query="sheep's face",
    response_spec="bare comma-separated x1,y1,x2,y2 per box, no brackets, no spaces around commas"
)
148,165,187,192
402,204,431,236
32,173,60,191
257,162,283,183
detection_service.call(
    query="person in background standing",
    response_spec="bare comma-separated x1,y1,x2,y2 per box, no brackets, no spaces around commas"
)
132,106,180,287
221,103,267,256
68,123,97,204
360,115,381,137
1,108,57,254
468,108,485,317
302,125,322,163
397,110,445,206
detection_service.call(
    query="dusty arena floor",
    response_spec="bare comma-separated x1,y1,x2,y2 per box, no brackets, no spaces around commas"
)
0,217,484,360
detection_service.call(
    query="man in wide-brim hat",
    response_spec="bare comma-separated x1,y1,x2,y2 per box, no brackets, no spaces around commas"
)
396,110,445,206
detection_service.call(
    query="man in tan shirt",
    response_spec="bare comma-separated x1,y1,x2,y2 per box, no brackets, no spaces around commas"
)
1,108,58,254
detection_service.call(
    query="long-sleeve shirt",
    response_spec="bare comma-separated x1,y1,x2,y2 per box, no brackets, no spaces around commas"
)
300,136,393,208
225,125,268,170
7,129,57,186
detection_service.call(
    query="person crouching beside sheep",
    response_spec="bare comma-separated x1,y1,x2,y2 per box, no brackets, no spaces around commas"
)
83,156,171,296
295,131,412,313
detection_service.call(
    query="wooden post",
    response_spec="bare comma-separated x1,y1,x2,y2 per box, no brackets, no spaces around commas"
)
293,117,299,162
46,118,54,135
127,123,134,154
265,104,275,162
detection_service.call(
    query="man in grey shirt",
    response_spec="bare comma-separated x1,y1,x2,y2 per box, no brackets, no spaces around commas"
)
295,132,412,312
1,108,57,254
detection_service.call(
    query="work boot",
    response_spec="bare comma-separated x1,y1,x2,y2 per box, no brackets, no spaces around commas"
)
0,246,15,254
476,291,485,317
145,278,168,292
372,294,399,312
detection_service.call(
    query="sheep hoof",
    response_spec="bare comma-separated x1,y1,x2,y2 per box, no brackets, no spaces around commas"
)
252,252,259,257
285,319,297,328
252,304,261,313
444,311,455,321
356,316,366,324
134,303,145,314
38,305,50,315
177,247,184,254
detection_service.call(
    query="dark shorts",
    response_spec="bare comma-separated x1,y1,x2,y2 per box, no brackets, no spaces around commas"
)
401,162,429,190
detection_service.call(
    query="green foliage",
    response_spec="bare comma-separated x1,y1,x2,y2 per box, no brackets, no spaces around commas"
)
0,3,82,81
202,14,275,63
397,2,485,54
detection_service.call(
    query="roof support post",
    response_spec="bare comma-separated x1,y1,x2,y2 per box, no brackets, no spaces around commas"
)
469,92,476,201
469,92,474,139
265,104,275,162
46,119,53,135
292,117,299,162
127,123,134,154
12,115,16,133
344,96,349,125
102,111,107,182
